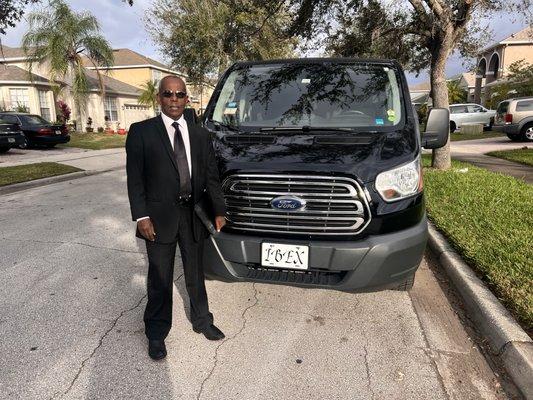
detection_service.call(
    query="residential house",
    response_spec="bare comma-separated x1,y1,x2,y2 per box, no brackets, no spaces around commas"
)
409,81,431,108
447,72,476,103
474,26,533,104
82,48,214,114
0,45,150,130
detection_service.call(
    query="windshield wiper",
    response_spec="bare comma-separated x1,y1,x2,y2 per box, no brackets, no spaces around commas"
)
259,126,358,133
211,120,240,132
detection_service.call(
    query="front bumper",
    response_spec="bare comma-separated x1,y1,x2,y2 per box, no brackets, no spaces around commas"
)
204,215,428,292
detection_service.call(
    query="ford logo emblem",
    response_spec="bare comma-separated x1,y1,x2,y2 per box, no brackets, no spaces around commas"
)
270,196,306,211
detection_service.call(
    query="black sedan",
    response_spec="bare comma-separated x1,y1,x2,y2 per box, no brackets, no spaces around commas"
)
0,112,70,148
0,118,26,153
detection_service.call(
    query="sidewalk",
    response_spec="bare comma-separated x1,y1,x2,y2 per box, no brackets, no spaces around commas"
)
445,136,533,183
0,147,125,171
0,148,126,195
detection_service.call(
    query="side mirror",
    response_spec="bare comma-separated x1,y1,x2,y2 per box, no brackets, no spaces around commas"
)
422,108,449,149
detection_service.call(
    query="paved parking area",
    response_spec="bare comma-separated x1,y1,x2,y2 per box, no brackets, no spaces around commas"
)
0,170,519,399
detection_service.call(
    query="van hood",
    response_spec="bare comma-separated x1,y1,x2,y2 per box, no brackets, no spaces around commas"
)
212,128,419,183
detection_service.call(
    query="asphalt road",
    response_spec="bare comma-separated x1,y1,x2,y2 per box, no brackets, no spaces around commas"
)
0,170,519,400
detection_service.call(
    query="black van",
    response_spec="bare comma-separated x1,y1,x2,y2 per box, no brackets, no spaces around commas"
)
201,58,448,291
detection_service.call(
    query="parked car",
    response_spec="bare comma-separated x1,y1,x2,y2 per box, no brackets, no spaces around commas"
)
0,117,26,153
493,97,533,142
449,103,496,132
200,58,448,292
0,112,70,148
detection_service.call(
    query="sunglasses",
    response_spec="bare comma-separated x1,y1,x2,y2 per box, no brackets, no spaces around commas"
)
161,90,187,99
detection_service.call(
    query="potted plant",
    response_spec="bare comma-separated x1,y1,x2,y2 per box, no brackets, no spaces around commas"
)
97,126,104,133
86,117,94,133
116,121,126,135
104,115,114,134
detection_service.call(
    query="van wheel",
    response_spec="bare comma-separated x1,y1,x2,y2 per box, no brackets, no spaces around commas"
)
450,121,456,133
0,147,10,153
507,133,522,141
392,274,415,291
521,123,533,142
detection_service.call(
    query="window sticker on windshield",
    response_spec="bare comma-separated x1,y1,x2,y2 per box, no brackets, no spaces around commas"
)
375,118,384,125
301,78,311,84
224,101,238,115
387,109,396,122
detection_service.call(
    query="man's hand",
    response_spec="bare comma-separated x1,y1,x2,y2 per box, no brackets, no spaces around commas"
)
215,216,226,232
138,218,156,241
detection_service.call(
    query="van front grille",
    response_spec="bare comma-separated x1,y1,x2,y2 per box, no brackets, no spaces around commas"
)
222,174,371,235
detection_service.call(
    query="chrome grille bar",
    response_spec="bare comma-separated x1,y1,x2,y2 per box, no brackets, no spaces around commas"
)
222,174,371,235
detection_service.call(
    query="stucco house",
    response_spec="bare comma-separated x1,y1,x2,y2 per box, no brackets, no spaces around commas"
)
82,48,214,114
474,26,533,104
0,45,151,130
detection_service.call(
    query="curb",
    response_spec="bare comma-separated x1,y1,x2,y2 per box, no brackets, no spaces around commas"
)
0,165,125,196
427,223,533,399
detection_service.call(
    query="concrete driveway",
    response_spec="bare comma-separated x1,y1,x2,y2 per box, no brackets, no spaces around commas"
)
0,170,518,399
450,136,529,156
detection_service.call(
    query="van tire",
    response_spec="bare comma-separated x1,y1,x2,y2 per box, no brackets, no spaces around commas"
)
450,121,456,133
392,274,415,291
507,133,522,142
0,147,10,153
520,123,533,142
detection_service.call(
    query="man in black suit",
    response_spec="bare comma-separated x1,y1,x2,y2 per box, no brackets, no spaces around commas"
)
126,75,226,360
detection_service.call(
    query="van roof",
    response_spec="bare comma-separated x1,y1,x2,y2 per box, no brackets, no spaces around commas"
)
231,58,399,68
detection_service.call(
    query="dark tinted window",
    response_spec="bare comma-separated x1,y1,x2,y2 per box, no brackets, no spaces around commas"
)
19,114,49,125
496,101,509,115
516,100,533,112
0,114,19,124
211,63,404,129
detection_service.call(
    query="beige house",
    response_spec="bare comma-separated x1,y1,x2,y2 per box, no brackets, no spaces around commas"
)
82,48,214,113
0,45,150,130
474,26,533,104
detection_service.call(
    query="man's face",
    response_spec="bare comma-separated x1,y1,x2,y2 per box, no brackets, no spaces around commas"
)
157,78,188,120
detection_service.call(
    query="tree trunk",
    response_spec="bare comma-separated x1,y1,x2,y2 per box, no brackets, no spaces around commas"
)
430,39,453,170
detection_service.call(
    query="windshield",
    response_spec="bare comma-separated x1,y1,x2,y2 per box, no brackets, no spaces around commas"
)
20,115,50,125
210,63,404,130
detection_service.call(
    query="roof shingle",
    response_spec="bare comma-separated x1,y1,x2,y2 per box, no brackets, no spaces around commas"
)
0,65,49,83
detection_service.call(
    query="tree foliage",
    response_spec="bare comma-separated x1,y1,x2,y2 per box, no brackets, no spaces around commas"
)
486,59,533,108
137,80,158,115
22,0,114,126
145,0,296,84
0,0,40,35
447,80,467,104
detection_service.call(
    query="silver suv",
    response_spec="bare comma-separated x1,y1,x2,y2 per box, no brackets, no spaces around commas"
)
449,103,496,132
494,97,533,142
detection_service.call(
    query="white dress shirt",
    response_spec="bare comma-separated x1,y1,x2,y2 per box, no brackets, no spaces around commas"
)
137,112,192,222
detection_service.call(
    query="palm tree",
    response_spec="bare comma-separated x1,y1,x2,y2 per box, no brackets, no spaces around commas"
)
22,0,114,130
447,80,467,104
138,80,159,116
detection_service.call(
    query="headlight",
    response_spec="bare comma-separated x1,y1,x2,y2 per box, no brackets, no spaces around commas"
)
375,156,423,202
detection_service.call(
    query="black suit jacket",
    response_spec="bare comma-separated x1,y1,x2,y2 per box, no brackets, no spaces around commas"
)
126,115,226,244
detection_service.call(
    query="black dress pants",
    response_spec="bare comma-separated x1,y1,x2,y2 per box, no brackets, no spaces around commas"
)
143,207,213,340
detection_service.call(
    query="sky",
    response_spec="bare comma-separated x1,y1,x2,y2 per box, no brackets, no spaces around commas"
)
1,0,530,86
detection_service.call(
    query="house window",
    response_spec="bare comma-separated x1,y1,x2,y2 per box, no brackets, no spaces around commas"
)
104,96,118,121
38,90,51,121
9,88,30,111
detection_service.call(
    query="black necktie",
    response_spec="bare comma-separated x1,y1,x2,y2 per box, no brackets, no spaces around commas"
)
171,121,192,197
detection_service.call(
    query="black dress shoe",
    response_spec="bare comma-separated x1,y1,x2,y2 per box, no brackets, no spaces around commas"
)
193,324,225,340
148,339,167,360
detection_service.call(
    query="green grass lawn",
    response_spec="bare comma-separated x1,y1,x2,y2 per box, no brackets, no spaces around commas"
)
60,132,127,150
486,147,533,167
450,131,504,141
422,155,533,331
0,162,83,186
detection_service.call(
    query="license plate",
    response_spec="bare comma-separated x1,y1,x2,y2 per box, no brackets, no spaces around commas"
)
8,138,15,143
261,242,309,270
55,130,61,135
